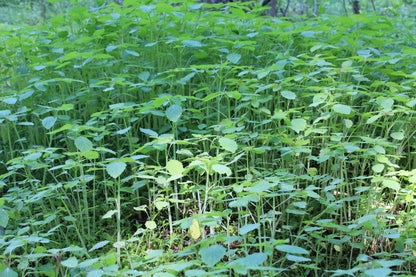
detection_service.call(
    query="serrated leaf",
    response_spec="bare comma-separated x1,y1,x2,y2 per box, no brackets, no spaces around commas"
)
189,218,201,240
89,240,110,252
61,257,78,268
87,269,104,277
82,151,99,160
379,98,394,111
372,164,384,173
275,244,309,255
333,104,351,115
219,137,237,153
227,253,267,274
145,220,157,230
42,116,57,130
102,210,117,219
281,90,296,100
226,53,241,64
382,179,401,191
106,162,126,179
75,136,93,152
166,104,182,122
199,245,226,266
0,268,18,277
239,223,260,235
140,128,158,138
291,118,307,133
154,200,169,210
166,160,184,176
367,114,382,124
0,209,9,228
212,164,232,176
390,132,404,140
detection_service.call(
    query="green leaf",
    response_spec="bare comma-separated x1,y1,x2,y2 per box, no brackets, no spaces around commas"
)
42,116,57,130
367,114,382,124
166,160,184,176
275,244,309,255
390,132,404,140
106,162,126,179
286,254,311,262
102,210,117,219
219,137,238,153
154,200,169,210
291,118,307,133
212,164,232,176
146,220,157,230
82,151,99,160
239,223,260,235
0,209,9,228
372,164,384,173
89,241,110,252
75,136,93,152
379,99,394,111
0,268,18,277
87,269,104,277
333,104,351,115
363,268,392,277
382,179,401,191
61,257,78,268
140,128,158,138
281,90,296,100
227,253,267,275
166,104,183,122
227,53,241,64
199,245,226,266
182,40,202,48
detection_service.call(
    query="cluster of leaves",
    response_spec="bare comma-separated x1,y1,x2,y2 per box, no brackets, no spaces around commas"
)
1,0,416,276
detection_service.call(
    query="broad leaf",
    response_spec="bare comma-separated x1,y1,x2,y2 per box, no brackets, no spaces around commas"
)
106,162,126,179
275,244,309,255
219,137,238,153
75,136,93,152
42,116,57,130
166,104,182,122
333,104,351,115
199,245,226,266
166,160,184,176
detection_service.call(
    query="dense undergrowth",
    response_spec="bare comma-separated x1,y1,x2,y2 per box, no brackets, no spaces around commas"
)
1,1,416,276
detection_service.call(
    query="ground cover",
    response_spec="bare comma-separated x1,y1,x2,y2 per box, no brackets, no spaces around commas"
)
0,1,416,276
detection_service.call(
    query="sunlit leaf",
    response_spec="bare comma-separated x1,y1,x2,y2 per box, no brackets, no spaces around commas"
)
333,104,351,115
61,257,78,268
75,136,93,152
89,241,110,252
219,137,238,153
106,162,127,179
166,104,182,122
281,90,296,100
291,118,307,133
227,53,241,64
145,220,157,230
42,116,57,130
166,160,184,176
189,218,201,240
212,164,232,176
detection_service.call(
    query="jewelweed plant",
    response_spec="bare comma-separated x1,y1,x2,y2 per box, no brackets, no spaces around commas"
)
0,0,416,276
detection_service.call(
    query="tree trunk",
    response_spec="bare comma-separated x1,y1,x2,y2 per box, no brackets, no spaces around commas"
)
352,0,360,14
270,0,277,17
